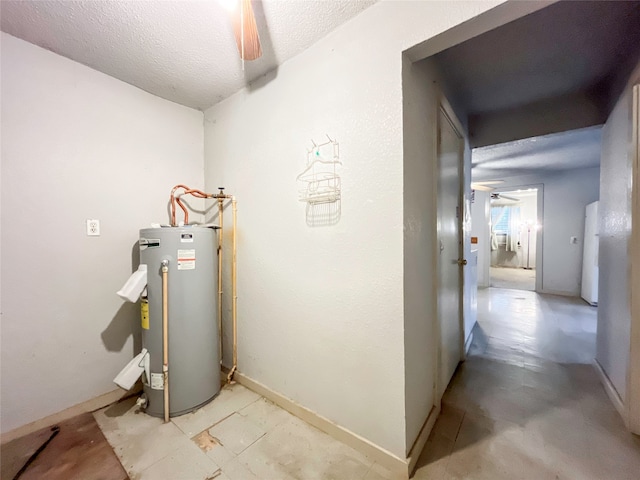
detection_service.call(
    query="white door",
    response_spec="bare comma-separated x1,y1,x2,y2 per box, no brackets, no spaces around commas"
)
437,104,464,394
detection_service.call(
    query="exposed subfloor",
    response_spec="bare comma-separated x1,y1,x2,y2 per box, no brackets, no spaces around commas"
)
1,412,127,480
93,382,396,480
490,266,536,291
412,287,640,479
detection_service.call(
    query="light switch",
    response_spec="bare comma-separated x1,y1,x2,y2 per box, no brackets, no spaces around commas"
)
570,236,578,244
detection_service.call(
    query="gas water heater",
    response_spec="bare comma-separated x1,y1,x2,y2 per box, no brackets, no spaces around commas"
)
134,226,220,417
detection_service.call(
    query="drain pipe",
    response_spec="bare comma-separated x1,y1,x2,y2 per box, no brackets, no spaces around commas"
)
227,198,238,383
161,259,170,423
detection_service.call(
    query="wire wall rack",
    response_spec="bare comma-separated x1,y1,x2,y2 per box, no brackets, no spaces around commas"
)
296,135,341,205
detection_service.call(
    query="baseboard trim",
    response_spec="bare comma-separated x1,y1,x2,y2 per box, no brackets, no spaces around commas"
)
539,289,579,297
234,372,409,478
464,331,475,354
592,359,626,423
407,404,440,476
1,387,137,445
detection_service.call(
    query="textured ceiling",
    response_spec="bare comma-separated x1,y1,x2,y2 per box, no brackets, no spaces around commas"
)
433,1,640,115
472,126,602,181
0,0,376,110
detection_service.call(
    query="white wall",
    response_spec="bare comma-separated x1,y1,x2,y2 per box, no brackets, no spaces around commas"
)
597,60,640,401
478,167,600,296
404,54,475,455
0,33,204,434
403,56,439,453
471,190,491,287
203,0,502,459
403,56,470,454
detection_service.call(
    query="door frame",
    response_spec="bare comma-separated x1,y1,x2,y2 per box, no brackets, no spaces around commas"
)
434,94,466,402
629,84,640,433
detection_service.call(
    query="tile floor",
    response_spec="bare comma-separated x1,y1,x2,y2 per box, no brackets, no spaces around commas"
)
490,266,536,291
94,383,394,480
412,287,640,480
94,287,640,480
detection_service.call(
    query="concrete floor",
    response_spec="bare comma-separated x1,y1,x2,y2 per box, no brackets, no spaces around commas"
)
92,287,640,480
490,266,536,291
412,287,640,480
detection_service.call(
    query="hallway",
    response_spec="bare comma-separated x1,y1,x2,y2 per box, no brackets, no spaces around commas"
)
413,288,640,480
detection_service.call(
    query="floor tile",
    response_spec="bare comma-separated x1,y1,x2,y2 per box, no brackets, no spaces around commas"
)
171,383,261,437
192,429,237,468
490,266,535,291
208,413,266,455
363,462,401,480
222,458,259,480
136,442,220,480
237,417,373,480
113,420,193,475
238,397,295,431
93,396,163,448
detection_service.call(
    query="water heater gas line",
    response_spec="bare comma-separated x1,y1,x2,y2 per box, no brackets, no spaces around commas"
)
161,259,170,423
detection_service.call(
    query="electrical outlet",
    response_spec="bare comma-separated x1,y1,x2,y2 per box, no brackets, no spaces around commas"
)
86,219,100,236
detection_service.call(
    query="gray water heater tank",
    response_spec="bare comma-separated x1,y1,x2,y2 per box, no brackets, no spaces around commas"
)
139,226,220,417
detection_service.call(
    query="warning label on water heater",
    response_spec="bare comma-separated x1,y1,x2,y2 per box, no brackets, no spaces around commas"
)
150,373,164,390
177,249,196,270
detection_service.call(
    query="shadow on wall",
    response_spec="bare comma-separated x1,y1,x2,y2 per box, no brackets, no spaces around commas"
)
101,242,142,355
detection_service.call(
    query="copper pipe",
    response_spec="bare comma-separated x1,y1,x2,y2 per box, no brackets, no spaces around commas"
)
176,196,189,225
227,198,238,383
161,260,170,423
170,184,214,226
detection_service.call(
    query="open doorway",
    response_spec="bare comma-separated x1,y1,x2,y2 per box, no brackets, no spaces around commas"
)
403,2,640,478
489,188,538,291
403,0,640,475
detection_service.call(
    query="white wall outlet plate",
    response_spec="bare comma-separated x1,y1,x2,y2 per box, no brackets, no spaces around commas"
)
86,219,100,236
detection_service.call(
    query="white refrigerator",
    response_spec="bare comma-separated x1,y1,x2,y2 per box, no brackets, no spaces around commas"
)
581,201,599,306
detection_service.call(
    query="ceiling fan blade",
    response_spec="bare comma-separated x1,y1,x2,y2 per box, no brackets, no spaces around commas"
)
471,183,495,192
475,180,504,186
231,0,262,61
499,194,520,202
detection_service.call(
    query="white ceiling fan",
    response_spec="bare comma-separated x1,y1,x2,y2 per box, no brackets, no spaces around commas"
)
491,192,521,203
471,180,504,192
